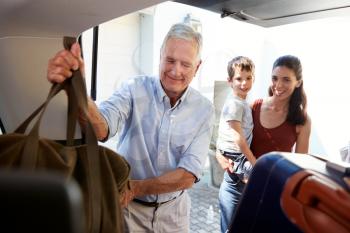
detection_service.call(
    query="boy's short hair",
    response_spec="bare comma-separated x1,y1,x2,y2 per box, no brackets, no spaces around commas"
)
227,56,255,81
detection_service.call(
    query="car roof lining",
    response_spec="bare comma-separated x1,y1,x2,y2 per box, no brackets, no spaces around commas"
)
2,0,350,37
0,0,166,38
175,0,350,27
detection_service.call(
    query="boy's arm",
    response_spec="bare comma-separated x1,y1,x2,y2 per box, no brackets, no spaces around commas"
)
228,120,256,165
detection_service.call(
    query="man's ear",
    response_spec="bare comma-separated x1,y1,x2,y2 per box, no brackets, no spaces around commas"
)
194,59,202,75
196,60,202,71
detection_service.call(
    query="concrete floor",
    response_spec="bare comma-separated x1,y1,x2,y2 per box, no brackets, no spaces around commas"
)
188,172,221,233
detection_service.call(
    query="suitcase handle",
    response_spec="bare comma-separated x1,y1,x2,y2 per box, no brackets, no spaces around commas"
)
281,170,350,233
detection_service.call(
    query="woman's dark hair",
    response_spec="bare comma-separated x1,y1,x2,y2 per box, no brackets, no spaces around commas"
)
269,55,307,125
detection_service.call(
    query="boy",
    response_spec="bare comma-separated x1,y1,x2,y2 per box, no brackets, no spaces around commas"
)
215,56,256,233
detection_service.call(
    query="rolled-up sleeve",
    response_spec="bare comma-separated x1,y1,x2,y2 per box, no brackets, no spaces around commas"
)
98,80,133,139
177,104,215,182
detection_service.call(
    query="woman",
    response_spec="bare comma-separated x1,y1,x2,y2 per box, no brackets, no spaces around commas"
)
251,55,311,158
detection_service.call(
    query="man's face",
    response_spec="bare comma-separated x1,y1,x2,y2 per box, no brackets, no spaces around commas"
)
159,37,201,102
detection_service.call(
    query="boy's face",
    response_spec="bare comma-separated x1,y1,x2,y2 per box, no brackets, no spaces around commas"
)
229,68,254,99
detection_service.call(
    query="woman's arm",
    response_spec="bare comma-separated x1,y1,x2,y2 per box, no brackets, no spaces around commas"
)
295,115,312,153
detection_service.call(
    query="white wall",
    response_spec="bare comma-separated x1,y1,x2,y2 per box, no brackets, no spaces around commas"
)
82,12,143,149
153,2,265,102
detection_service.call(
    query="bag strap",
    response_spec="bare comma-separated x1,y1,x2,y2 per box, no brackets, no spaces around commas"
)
14,83,63,133
61,37,103,233
14,82,77,146
18,78,82,162
70,70,102,233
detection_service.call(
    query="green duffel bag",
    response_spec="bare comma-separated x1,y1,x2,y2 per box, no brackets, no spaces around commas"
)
0,68,130,233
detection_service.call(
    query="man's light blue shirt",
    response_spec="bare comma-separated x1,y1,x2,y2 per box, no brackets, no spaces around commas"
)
99,76,215,202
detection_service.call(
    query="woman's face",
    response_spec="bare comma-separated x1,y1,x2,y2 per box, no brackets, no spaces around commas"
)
271,66,301,100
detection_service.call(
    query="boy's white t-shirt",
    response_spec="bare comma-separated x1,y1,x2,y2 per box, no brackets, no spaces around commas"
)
216,93,253,154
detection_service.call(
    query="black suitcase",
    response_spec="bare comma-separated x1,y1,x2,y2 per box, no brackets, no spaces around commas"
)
228,152,350,233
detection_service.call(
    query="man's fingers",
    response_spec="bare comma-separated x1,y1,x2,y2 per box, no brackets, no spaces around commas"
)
61,52,79,71
47,48,82,83
52,49,79,71
47,68,72,82
47,65,73,83
47,73,70,83
119,192,127,208
70,42,81,58
119,189,135,208
70,42,84,69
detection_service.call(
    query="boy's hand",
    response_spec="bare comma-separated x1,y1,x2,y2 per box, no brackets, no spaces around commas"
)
227,159,235,173
216,150,235,173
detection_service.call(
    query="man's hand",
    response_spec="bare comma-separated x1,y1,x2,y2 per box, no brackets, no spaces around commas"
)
119,169,195,208
120,180,137,208
46,43,110,140
47,42,85,83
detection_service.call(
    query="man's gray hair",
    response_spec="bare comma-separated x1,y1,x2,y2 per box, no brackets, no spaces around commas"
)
161,23,203,61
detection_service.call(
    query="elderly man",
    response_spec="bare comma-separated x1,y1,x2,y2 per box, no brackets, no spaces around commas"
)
47,23,214,232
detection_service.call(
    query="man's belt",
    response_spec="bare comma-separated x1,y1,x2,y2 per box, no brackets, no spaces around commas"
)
133,190,184,208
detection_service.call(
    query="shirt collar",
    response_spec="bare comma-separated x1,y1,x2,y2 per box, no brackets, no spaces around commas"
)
155,77,167,102
155,77,190,107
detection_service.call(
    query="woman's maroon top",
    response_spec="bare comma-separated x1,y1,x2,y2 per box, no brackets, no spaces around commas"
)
251,99,297,158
